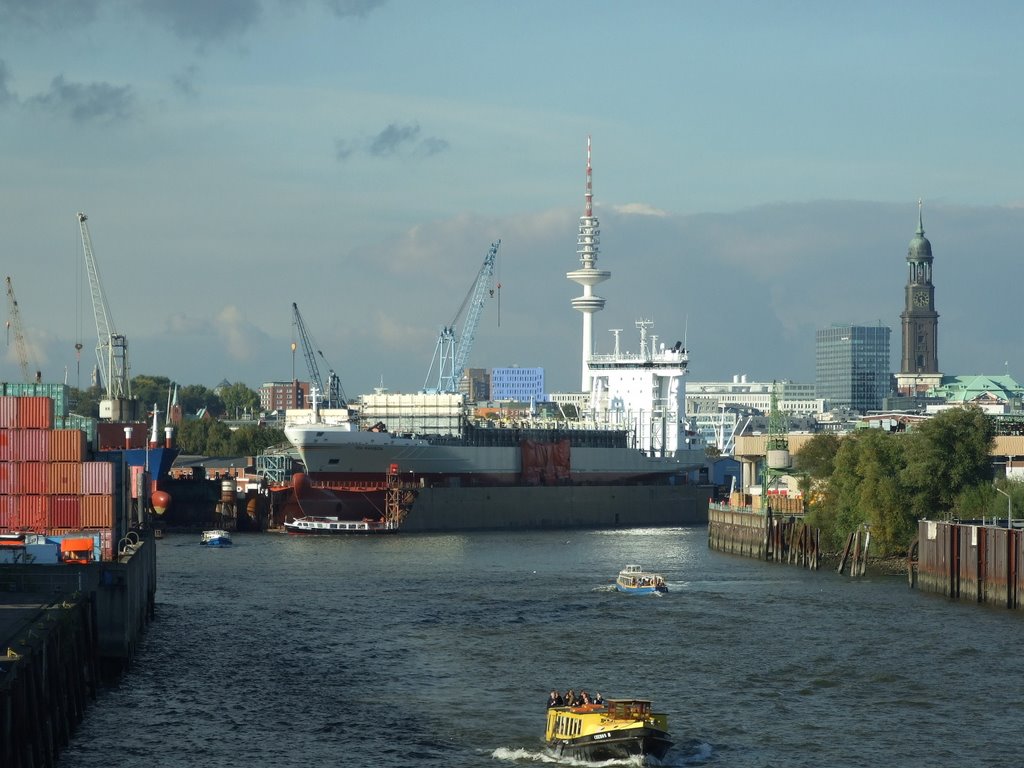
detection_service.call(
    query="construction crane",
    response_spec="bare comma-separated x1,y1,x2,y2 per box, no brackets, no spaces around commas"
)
5,276,40,383
77,212,137,420
423,240,501,394
292,302,347,409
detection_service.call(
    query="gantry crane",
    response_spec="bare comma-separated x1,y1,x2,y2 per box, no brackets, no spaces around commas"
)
77,212,137,420
5,275,40,383
292,302,347,409
423,240,501,394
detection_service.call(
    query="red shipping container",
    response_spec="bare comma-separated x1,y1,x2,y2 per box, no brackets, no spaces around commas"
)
8,429,48,462
16,397,53,429
80,494,114,528
17,462,47,494
49,494,81,529
130,465,144,498
49,429,87,462
81,461,114,495
99,528,113,561
0,462,16,495
0,494,13,530
0,397,17,429
14,495,48,532
48,462,82,495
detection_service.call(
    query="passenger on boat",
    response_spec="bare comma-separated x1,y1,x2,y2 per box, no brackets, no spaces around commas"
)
593,691,605,705
579,691,592,706
564,689,576,707
547,690,564,708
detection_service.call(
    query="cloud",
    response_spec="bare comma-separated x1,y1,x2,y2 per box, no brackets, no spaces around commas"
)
171,64,201,98
0,0,100,32
613,202,667,217
135,0,262,45
0,59,12,105
335,121,450,162
323,0,387,18
29,75,135,122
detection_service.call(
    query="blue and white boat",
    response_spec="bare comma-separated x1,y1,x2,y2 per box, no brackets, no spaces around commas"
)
200,529,232,547
615,564,667,594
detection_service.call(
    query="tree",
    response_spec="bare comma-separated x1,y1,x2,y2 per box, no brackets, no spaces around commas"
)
902,406,994,519
794,432,840,500
177,384,223,417
230,425,287,456
131,375,173,413
220,382,260,419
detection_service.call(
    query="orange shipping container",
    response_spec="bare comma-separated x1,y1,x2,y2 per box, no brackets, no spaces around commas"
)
49,494,81,529
17,462,47,494
7,429,49,462
48,462,82,495
48,429,87,462
0,462,15,495
81,461,114,495
80,494,114,528
0,495,13,530
0,397,17,429
15,396,53,429
13,495,48,532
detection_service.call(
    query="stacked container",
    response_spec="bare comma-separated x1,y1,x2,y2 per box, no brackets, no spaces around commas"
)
0,388,119,561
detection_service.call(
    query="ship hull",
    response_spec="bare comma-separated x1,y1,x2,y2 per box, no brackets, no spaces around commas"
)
290,482,710,532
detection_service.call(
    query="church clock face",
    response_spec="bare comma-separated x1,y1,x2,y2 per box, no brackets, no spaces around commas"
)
913,290,929,308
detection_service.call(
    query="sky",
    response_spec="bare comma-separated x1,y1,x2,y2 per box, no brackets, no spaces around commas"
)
2,0,1023,401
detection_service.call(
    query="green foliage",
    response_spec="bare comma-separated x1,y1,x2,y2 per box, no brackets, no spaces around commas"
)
220,382,260,418
230,425,286,456
177,384,224,417
807,407,996,555
131,375,173,412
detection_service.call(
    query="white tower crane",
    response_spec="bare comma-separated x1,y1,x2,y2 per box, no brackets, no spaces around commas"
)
5,275,40,383
292,302,347,409
423,240,501,394
77,212,137,420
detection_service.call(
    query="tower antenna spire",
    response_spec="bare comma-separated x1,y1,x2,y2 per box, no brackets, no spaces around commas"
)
917,198,924,236
584,135,593,218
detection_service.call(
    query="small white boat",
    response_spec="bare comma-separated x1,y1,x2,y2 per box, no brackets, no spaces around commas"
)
284,516,398,535
615,564,668,594
200,530,232,547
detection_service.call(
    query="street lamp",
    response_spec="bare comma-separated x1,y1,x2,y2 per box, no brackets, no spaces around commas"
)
995,486,1012,528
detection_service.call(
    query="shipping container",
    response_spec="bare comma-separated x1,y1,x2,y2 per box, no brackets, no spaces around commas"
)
0,462,15,495
0,397,17,428
48,461,82,495
13,494,48,532
1,382,69,417
80,494,114,528
0,494,13,530
49,494,82,529
48,428,88,461
16,396,54,429
17,462,47,494
81,461,114,495
1,428,49,462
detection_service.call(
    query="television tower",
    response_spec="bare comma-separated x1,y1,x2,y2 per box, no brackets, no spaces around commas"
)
567,136,611,392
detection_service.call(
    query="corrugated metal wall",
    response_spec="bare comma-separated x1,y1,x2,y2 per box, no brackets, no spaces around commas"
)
917,520,1024,610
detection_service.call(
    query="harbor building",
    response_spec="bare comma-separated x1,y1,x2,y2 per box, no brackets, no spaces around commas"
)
490,366,545,402
815,324,891,414
259,380,309,412
459,368,490,402
895,201,942,395
685,376,824,450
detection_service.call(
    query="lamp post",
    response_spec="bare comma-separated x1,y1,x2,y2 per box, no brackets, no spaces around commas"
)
291,341,298,409
995,486,1012,529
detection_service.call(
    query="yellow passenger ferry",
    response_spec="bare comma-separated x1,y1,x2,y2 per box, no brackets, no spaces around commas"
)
544,698,672,762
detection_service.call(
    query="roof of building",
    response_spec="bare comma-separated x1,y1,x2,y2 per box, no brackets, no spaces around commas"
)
907,200,932,260
929,374,1024,403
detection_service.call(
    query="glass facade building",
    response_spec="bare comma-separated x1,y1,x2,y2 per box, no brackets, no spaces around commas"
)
490,367,545,402
815,325,891,414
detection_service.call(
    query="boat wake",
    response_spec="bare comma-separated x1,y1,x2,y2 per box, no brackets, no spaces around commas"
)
490,742,713,765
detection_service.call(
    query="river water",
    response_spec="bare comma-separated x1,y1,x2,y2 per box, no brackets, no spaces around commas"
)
60,527,1023,768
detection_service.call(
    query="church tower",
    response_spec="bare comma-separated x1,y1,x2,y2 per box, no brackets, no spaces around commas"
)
896,200,942,395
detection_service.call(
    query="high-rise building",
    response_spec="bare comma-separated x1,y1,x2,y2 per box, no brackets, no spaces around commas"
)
490,366,545,402
815,324,891,414
896,200,942,395
566,137,610,392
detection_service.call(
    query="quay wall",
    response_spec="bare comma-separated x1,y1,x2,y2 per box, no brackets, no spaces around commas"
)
916,520,1024,609
0,595,99,768
401,484,712,532
708,504,821,569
